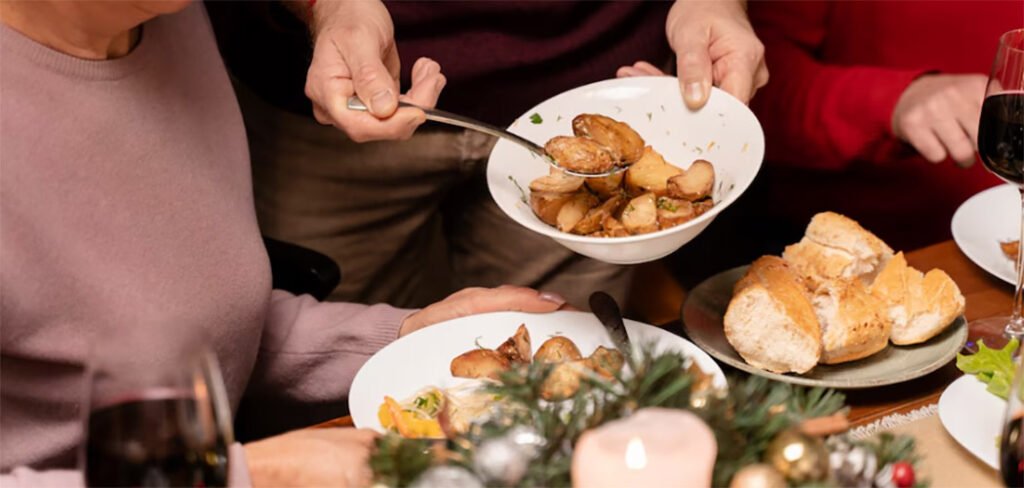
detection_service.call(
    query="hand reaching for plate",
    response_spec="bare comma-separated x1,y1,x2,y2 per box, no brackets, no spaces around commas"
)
245,428,377,487
399,286,571,337
304,0,446,142
617,0,768,110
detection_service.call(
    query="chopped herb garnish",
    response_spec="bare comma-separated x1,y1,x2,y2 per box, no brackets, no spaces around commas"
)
474,336,486,349
707,141,715,151
529,113,543,124
614,105,623,114
626,204,636,213
717,112,724,117
646,112,653,121
742,142,749,152
556,115,563,121
507,175,528,204
694,147,704,154
660,104,665,112
657,198,678,212
414,397,428,409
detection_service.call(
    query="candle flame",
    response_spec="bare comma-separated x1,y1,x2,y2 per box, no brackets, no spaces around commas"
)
625,436,647,470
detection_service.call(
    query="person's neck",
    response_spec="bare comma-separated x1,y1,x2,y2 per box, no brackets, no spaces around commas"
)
0,1,149,60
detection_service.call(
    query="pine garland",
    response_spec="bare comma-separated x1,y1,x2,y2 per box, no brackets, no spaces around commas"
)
368,346,922,487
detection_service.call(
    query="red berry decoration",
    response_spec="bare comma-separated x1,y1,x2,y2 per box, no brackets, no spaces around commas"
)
891,461,915,487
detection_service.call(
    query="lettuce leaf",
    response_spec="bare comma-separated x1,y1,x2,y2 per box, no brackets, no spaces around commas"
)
955,338,1019,400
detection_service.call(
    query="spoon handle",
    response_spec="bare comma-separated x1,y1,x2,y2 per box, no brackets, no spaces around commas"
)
345,96,627,178
346,96,545,157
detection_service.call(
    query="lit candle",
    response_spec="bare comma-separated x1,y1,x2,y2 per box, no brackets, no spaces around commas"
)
572,408,717,488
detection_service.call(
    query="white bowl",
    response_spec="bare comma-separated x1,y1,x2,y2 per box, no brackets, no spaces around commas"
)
486,77,765,264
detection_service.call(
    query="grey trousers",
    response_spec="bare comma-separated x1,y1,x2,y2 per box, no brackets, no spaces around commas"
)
236,83,632,309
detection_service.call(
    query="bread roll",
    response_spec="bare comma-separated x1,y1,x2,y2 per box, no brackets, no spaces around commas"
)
724,256,821,373
810,278,892,364
871,252,965,345
783,212,894,288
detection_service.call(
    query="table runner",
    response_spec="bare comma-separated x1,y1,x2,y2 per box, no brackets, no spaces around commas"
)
853,406,1002,487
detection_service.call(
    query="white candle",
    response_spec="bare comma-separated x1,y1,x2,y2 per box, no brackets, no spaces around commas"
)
572,408,717,488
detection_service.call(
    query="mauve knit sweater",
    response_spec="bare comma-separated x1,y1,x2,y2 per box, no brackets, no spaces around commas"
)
0,4,410,484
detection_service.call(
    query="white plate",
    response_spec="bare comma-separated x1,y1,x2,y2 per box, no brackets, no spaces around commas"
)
951,183,1018,285
349,310,726,432
938,375,1006,469
486,77,764,264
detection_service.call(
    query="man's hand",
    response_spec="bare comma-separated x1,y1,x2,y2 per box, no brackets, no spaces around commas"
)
245,428,377,487
664,0,768,110
891,73,986,167
399,286,569,336
304,0,446,142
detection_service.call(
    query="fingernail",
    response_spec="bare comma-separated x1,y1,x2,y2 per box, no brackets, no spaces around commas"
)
686,82,704,103
369,89,394,113
538,291,566,306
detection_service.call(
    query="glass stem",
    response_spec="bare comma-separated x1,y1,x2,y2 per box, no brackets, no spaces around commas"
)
1008,187,1024,338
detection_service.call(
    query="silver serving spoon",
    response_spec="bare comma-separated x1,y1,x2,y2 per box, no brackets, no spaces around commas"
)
346,96,628,178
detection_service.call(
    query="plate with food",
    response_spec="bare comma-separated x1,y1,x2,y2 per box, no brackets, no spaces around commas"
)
939,338,1019,469
486,76,764,264
348,310,726,436
951,183,1018,286
682,212,968,388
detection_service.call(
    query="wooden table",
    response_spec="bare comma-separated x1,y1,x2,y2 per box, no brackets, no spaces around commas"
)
316,240,1013,430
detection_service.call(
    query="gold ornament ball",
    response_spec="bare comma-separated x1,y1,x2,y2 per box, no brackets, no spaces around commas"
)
729,464,786,488
764,428,830,483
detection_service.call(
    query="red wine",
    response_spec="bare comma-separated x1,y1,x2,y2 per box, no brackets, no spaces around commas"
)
85,397,228,487
979,93,1024,184
1003,414,1024,488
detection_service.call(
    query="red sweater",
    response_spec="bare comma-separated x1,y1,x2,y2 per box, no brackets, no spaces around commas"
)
748,0,1020,249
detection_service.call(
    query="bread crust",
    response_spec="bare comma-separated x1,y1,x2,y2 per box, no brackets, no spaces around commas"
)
815,278,892,364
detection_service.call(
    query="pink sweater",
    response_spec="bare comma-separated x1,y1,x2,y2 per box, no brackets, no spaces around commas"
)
0,4,410,484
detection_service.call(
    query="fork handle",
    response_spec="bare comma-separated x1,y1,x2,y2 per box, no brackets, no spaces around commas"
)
346,96,546,157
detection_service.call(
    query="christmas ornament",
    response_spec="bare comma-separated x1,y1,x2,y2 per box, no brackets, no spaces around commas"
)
472,425,545,485
828,438,878,488
764,427,829,483
728,463,786,488
409,466,482,488
888,461,916,488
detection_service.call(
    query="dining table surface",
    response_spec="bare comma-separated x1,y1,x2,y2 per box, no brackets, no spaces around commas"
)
314,239,1013,430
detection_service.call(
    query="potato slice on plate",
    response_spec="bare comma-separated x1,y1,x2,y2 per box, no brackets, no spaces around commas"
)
450,349,511,380
534,336,583,363
495,324,532,364
571,194,625,235
584,172,625,200
656,197,697,229
529,172,585,193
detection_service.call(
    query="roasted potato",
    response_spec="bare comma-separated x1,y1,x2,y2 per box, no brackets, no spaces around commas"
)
621,193,659,235
692,198,714,216
656,197,697,229
585,346,625,379
624,146,684,197
540,360,586,401
572,114,645,166
584,172,625,200
495,324,532,364
666,160,715,201
529,172,585,193
556,192,599,233
530,191,574,226
534,336,583,363
544,136,615,174
571,194,625,235
601,215,630,238
450,349,511,380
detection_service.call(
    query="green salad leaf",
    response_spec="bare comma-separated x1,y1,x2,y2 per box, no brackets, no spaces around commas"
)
955,338,1019,399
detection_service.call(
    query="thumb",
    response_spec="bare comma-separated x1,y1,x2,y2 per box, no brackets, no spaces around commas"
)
674,34,713,110
343,41,399,118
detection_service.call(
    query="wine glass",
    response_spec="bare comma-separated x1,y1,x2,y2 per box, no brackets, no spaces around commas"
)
971,28,1024,351
1002,353,1024,487
81,332,234,487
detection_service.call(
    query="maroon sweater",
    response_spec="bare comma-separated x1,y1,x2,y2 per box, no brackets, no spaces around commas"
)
208,1,672,125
